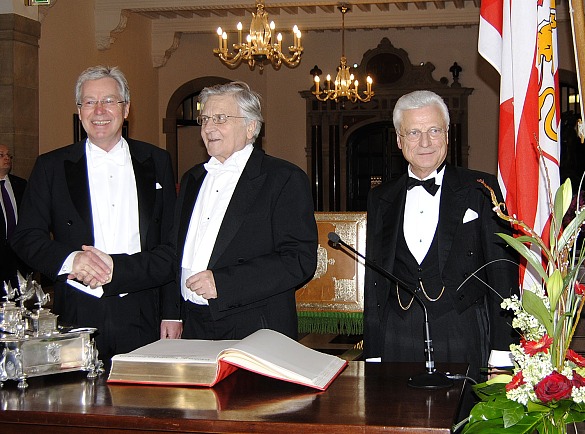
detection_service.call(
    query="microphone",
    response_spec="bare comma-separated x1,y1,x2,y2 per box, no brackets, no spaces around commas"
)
327,232,453,389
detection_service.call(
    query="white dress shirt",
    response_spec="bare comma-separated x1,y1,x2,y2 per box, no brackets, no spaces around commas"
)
403,165,445,264
60,138,140,297
181,144,254,305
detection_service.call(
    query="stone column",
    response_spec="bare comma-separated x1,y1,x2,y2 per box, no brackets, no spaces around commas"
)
0,13,40,179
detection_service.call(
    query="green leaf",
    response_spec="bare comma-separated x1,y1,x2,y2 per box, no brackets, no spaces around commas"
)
487,373,513,384
522,289,554,336
526,401,551,413
552,179,572,245
546,269,564,312
472,382,507,401
462,414,542,434
497,232,548,281
559,206,585,253
554,178,573,227
502,405,526,427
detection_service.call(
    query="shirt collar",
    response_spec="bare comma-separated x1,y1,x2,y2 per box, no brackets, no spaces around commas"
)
407,161,446,185
205,143,253,174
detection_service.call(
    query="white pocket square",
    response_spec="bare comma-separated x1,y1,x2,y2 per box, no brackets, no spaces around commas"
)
155,182,162,190
463,208,478,224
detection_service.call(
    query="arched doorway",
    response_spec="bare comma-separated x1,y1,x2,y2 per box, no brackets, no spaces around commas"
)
163,76,229,183
346,121,407,211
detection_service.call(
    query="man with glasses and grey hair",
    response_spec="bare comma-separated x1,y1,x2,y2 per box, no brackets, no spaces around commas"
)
176,81,317,340
11,66,181,367
363,90,518,385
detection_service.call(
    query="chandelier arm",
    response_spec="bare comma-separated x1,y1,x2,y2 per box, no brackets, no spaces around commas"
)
213,0,302,72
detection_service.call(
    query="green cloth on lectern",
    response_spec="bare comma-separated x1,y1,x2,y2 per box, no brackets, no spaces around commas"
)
297,311,363,335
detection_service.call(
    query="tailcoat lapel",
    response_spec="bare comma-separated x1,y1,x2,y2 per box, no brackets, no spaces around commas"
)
378,175,408,275
64,141,93,234
437,166,468,273
208,148,266,267
128,142,156,250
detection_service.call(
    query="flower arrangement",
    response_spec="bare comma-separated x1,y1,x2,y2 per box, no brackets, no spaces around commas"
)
462,178,585,434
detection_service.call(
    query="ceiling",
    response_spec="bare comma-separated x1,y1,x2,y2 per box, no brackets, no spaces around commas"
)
128,1,481,21
45,0,484,67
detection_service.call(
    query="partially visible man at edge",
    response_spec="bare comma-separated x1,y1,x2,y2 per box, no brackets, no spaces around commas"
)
11,65,181,367
0,144,28,288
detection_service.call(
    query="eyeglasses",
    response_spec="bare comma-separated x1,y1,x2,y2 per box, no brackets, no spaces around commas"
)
0,153,13,160
398,127,446,142
77,98,127,109
196,114,247,126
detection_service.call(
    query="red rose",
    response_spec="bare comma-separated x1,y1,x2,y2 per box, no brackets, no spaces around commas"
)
575,282,585,296
534,371,573,403
567,349,585,367
572,370,585,388
522,334,553,356
506,371,525,392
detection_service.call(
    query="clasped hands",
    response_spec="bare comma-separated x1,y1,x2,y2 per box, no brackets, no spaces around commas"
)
69,245,113,288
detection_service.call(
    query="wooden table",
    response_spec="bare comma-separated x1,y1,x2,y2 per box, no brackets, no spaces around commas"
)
0,362,467,433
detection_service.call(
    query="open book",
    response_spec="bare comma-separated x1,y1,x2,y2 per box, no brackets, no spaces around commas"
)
107,329,348,391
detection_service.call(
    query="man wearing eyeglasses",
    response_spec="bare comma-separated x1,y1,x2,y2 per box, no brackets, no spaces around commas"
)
11,66,181,367
0,144,28,287
363,90,518,385
176,81,317,340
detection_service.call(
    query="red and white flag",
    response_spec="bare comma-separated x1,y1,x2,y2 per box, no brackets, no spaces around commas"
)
478,0,561,289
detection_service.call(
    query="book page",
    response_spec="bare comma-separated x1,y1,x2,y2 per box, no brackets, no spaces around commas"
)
111,339,238,364
221,329,347,389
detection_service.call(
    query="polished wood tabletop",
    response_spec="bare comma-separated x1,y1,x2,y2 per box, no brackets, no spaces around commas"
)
0,361,467,433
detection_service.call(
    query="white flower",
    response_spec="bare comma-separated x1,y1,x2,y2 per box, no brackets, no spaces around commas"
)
573,386,585,403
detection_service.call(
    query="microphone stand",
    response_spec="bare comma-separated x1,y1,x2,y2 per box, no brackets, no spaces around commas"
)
328,232,453,389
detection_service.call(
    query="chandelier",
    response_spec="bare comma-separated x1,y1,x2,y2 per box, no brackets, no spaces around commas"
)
312,4,374,103
213,0,303,72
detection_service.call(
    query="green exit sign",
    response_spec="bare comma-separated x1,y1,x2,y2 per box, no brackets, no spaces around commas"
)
26,0,51,5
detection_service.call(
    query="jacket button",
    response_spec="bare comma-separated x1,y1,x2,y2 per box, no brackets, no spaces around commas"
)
467,251,473,256
237,258,245,264
373,282,377,287
67,220,73,226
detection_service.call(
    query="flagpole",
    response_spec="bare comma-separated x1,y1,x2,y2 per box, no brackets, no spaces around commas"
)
569,0,585,142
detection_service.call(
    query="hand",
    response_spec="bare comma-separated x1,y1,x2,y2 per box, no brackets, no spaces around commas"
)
160,320,182,339
186,270,218,299
68,245,112,288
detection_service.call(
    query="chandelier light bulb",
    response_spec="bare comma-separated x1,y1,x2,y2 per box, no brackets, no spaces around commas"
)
310,3,374,102
213,0,303,71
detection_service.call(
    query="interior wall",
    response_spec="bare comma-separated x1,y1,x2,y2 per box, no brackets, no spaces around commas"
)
38,0,158,154
37,0,577,179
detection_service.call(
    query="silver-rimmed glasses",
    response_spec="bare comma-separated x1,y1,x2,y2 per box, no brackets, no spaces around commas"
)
77,98,127,109
398,127,447,142
196,114,247,126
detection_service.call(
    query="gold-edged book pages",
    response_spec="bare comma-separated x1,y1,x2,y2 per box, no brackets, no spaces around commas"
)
108,329,348,391
296,212,366,335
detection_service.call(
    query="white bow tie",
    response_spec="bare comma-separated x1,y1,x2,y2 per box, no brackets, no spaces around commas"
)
91,148,126,167
204,160,239,175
